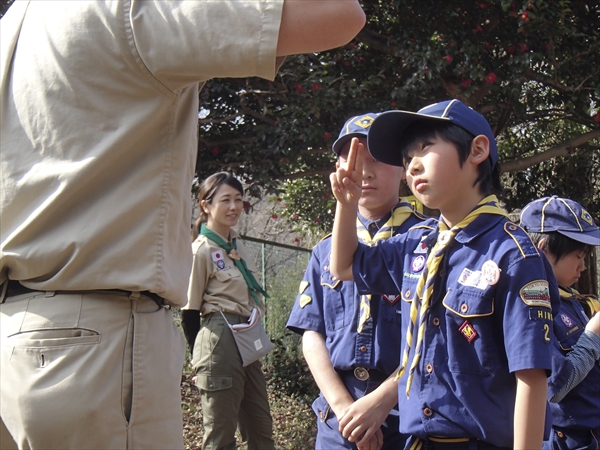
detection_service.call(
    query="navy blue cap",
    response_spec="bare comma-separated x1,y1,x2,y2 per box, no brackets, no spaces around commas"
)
520,196,600,246
367,99,499,167
332,113,380,156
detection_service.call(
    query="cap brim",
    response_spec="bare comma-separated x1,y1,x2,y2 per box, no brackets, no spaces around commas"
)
332,132,368,156
367,110,450,166
558,229,600,246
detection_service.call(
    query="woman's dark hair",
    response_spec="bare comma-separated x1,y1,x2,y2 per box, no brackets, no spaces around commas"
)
527,231,590,262
192,172,244,240
400,120,503,197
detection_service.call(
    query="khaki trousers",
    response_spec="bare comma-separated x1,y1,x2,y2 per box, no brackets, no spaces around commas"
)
194,312,274,450
0,291,186,449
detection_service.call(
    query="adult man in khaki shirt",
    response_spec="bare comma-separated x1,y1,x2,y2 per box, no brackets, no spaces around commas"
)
0,1,365,448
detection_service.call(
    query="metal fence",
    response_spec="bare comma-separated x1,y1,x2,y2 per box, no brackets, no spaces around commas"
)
239,236,312,341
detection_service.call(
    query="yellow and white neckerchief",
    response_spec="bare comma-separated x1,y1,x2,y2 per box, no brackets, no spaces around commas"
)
356,204,415,333
559,286,600,318
397,195,509,397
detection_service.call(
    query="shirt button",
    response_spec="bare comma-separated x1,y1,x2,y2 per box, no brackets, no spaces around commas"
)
460,303,469,313
432,317,440,326
426,363,433,373
360,346,367,353
404,289,411,299
423,407,433,417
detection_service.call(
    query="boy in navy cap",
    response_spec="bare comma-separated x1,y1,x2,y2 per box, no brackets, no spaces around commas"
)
328,99,559,449
287,113,428,450
520,196,600,450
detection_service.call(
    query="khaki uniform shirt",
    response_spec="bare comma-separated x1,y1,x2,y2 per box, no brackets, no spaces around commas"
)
0,0,283,307
185,229,263,317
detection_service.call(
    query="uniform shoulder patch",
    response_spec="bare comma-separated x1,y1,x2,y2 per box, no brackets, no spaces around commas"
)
504,222,540,259
298,280,309,294
520,280,551,309
299,294,312,308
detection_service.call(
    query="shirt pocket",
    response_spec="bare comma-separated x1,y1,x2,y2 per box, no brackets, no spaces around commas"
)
214,268,242,283
320,272,353,331
553,318,583,353
442,288,498,376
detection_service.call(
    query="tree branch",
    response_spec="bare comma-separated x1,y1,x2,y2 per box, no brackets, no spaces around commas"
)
501,129,600,172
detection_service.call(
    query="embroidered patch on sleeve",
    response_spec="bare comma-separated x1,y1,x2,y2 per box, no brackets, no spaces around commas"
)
520,280,551,309
299,294,312,308
299,280,309,294
528,308,553,321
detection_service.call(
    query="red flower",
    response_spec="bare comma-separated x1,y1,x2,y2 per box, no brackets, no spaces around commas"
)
294,237,300,243
315,218,321,223
323,132,332,140
324,193,331,199
271,214,278,220
344,60,350,67
391,101,397,107
292,214,299,219
519,43,529,52
521,11,529,21
444,54,453,63
473,24,483,34
477,2,486,8
211,146,221,156
461,79,472,88
485,72,497,84
292,83,305,93
311,83,321,91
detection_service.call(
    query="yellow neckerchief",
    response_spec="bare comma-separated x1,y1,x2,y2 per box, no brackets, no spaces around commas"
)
559,286,600,318
356,202,416,333
398,195,509,397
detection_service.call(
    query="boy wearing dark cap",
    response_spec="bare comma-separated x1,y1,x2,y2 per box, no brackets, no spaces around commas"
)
520,196,600,450
287,113,427,450
329,99,559,449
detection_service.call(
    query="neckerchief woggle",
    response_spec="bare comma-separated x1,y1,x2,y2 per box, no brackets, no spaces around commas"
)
200,223,269,306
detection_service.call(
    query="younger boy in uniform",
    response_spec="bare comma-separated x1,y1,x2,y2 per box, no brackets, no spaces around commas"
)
287,113,428,450
329,99,559,449
520,196,600,449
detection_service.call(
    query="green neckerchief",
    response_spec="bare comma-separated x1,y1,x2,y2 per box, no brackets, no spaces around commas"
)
200,223,269,306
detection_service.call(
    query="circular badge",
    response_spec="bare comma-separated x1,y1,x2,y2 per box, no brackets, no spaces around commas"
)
561,314,573,328
481,260,500,285
411,255,426,272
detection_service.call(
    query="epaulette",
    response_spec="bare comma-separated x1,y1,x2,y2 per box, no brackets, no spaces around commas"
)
503,222,540,259
408,221,437,233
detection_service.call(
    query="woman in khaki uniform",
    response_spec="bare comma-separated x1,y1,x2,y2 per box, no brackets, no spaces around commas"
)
181,172,274,450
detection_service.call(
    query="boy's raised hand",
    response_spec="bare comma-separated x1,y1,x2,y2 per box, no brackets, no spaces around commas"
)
330,137,364,205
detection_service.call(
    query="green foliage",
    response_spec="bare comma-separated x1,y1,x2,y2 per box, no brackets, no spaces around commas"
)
192,0,599,229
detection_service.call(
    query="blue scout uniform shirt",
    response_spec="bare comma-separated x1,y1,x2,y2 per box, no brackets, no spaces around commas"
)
352,214,559,448
287,200,426,376
548,287,600,430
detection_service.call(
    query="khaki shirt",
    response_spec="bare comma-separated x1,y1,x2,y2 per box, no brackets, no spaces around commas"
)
184,230,263,317
0,1,283,306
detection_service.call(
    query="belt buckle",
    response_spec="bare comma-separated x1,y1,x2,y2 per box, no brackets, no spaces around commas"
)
353,367,369,381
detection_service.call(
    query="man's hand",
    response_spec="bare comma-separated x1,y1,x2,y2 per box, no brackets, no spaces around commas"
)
330,137,364,206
